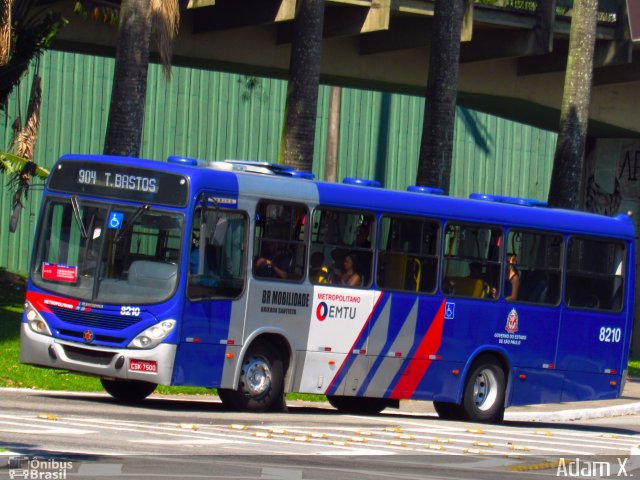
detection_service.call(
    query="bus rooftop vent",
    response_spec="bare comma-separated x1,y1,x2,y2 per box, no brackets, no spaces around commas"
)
167,155,199,166
208,160,314,179
407,186,445,195
343,178,381,187
470,193,547,207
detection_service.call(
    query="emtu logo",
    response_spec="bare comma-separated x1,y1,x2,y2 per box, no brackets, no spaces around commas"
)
316,302,328,321
315,302,357,321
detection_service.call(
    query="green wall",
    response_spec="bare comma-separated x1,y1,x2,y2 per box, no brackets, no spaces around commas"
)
1,50,557,275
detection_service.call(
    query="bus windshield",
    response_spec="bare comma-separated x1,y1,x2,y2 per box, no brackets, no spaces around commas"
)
32,197,184,305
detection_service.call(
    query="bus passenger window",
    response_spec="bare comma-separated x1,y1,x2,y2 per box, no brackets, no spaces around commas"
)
310,208,374,288
565,237,625,311
442,223,501,300
254,201,307,282
506,230,562,305
188,208,246,300
377,215,439,294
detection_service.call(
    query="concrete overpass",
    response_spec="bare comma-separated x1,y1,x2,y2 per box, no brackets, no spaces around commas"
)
48,0,640,138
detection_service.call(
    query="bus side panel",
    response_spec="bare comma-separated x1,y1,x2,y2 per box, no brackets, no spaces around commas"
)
328,293,447,399
413,361,465,403
561,372,621,402
171,300,233,387
556,310,627,401
509,367,564,406
352,292,424,398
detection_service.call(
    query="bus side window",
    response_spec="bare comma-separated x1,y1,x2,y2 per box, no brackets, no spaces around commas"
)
565,237,625,311
442,223,501,300
310,208,374,288
507,230,562,305
254,201,307,282
377,215,439,294
188,208,246,300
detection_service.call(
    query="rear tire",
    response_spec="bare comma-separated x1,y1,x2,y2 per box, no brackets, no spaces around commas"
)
461,356,506,423
327,396,390,415
218,342,284,412
101,378,157,402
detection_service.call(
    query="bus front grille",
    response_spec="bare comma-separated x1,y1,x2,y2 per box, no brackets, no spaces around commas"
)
61,344,116,365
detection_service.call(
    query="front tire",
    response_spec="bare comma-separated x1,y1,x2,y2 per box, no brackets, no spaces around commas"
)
101,378,157,402
218,342,284,412
461,356,506,423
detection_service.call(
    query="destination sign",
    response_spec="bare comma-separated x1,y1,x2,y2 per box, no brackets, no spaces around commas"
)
48,160,189,207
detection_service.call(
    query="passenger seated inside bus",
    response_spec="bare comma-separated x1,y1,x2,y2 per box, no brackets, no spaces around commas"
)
504,253,520,301
255,241,292,279
355,223,371,248
331,252,362,287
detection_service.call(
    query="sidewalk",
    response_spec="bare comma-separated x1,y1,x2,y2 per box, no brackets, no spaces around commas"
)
505,377,640,422
398,377,640,422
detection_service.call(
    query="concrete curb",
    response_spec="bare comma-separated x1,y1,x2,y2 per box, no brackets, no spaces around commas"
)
505,401,640,423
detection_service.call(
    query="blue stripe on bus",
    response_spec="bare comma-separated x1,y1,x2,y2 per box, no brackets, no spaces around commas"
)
383,298,445,399
356,294,417,396
326,293,390,396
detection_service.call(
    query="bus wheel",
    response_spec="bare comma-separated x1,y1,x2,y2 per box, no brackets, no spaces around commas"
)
219,342,284,412
433,401,464,420
100,378,157,402
327,396,389,415
461,356,505,424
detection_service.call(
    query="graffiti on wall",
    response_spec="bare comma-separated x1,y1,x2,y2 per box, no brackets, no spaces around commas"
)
584,140,640,216
586,175,621,216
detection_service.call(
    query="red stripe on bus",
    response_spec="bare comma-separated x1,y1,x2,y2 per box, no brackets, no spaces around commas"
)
389,300,446,399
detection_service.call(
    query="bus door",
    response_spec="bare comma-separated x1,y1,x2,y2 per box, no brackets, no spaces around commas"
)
177,198,247,388
556,236,627,401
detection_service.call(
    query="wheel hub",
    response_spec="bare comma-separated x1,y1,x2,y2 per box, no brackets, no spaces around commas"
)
473,368,498,411
240,355,272,397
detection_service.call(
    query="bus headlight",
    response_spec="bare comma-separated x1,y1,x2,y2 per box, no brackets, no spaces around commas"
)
24,301,52,336
128,320,176,349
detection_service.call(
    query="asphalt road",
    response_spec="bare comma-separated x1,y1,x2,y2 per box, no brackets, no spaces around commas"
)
1,389,639,479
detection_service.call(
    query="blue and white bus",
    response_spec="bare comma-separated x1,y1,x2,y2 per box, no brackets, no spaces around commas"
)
20,154,635,423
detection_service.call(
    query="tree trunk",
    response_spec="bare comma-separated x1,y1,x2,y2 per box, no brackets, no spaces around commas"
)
279,0,325,172
103,0,152,157
416,0,465,192
324,85,341,182
547,0,598,209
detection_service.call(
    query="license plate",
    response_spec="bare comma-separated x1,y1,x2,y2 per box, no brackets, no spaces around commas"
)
129,359,158,373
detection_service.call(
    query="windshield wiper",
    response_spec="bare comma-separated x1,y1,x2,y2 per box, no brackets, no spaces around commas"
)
114,204,150,243
71,196,89,239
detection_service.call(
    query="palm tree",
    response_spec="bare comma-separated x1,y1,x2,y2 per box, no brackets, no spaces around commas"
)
1,0,63,232
103,0,179,157
415,0,465,193
279,0,325,173
547,0,598,209
0,0,65,110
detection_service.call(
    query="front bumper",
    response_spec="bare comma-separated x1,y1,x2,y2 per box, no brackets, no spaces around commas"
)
20,323,176,385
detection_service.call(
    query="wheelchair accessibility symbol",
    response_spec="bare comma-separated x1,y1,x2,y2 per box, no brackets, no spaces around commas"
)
444,302,455,320
109,212,124,229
